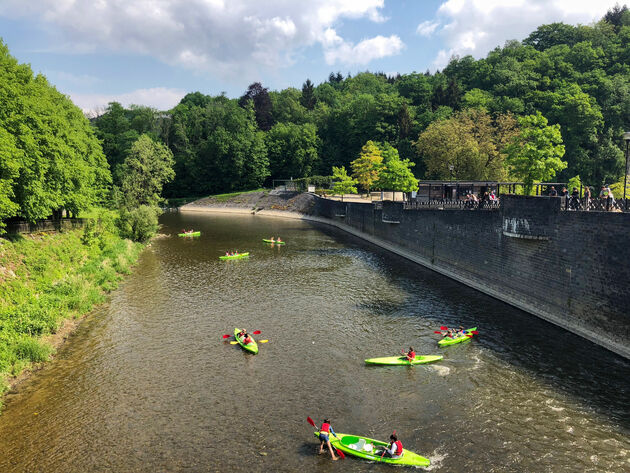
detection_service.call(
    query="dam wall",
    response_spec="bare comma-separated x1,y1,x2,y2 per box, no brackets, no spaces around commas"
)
311,195,630,359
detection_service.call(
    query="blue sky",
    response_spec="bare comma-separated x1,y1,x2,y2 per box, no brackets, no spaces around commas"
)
0,1,622,112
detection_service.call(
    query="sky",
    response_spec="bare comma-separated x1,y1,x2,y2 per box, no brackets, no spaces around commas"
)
0,0,623,112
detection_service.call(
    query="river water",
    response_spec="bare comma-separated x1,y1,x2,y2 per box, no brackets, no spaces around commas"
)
1,212,629,472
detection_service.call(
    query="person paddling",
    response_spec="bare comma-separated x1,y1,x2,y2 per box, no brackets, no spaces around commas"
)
276,237,282,242
382,433,403,459
407,347,416,361
318,418,339,460
443,329,454,339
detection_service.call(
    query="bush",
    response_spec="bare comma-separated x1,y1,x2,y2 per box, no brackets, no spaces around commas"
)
117,205,160,242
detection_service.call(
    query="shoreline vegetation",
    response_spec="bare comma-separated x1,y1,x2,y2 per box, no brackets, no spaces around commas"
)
0,211,144,410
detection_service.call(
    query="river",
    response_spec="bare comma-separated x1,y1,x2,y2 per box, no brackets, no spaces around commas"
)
0,212,628,472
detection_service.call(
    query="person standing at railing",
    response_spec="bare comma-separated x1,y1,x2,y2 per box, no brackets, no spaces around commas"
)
570,187,580,210
600,185,615,210
584,186,591,210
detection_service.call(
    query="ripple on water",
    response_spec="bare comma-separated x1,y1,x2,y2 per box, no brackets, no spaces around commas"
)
0,213,629,473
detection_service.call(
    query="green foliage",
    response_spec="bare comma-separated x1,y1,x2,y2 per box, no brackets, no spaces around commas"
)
265,122,320,179
416,109,517,180
0,40,111,226
350,141,384,193
377,156,418,193
119,134,175,208
331,166,358,198
505,112,567,194
117,205,160,243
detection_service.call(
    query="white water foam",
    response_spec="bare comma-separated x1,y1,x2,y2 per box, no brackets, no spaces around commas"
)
431,365,450,377
424,448,447,471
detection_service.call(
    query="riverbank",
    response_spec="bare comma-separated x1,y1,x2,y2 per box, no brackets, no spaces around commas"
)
0,216,144,408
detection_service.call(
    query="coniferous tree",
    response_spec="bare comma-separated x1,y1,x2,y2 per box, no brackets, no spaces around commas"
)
300,79,317,110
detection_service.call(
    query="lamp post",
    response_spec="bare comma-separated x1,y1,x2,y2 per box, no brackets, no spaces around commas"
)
624,131,630,208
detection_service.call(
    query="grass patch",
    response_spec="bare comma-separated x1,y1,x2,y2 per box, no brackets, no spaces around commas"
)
209,188,268,202
0,210,144,410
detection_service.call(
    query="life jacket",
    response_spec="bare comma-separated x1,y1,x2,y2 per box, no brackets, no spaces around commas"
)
243,336,252,344
408,351,416,360
393,440,403,455
320,423,331,434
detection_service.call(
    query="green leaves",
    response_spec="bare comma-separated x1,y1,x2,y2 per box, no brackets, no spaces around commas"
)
331,166,358,198
505,112,567,194
119,134,175,209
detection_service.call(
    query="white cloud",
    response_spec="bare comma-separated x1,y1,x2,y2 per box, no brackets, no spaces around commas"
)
324,35,404,65
416,20,440,37
69,87,186,114
426,0,623,69
0,0,399,76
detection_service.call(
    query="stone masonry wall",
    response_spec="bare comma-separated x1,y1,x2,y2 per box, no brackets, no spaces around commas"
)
312,195,630,358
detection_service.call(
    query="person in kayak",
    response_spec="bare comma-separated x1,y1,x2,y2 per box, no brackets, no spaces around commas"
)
276,237,282,242
242,333,253,345
443,329,454,339
408,347,416,360
269,237,275,242
318,419,339,461
383,434,403,459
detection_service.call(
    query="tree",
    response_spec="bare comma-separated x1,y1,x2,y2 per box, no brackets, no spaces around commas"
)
0,39,110,224
331,166,357,201
0,127,21,231
505,112,567,194
238,82,274,131
300,79,317,110
119,134,175,208
416,109,517,180
270,88,307,124
350,141,383,194
265,122,320,179
376,155,419,199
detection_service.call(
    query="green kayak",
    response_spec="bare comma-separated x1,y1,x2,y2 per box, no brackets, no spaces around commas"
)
234,328,258,354
313,432,430,467
365,355,443,365
262,239,285,244
178,231,200,237
219,252,250,260
438,327,477,347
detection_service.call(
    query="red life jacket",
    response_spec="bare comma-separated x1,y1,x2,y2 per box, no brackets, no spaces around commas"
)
320,423,331,433
393,440,403,455
408,351,416,360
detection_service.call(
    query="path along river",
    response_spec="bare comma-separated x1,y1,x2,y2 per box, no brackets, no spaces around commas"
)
1,212,629,472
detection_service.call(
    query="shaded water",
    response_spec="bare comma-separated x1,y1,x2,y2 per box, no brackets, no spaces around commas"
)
1,212,629,472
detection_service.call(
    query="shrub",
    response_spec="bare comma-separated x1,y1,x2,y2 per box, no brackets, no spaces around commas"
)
117,205,160,242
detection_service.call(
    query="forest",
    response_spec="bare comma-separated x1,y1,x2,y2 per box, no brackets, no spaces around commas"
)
1,6,630,227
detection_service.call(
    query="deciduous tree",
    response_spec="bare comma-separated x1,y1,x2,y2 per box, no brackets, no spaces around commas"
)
505,112,567,194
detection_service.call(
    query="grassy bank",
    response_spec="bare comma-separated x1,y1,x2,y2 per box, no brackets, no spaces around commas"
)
0,211,144,406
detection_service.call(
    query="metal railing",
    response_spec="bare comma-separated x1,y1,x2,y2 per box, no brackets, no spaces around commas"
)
561,197,630,212
403,199,501,210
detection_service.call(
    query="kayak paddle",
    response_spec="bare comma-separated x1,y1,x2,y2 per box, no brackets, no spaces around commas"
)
306,416,345,459
223,330,261,338
440,326,448,330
